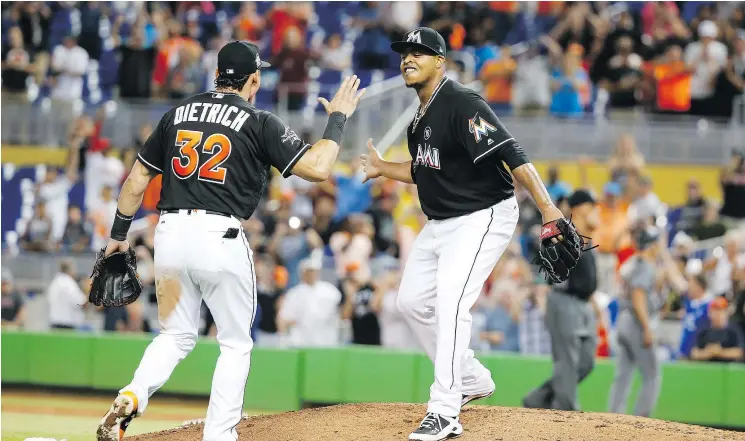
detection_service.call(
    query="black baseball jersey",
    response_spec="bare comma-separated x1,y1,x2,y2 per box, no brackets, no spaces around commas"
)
138,91,311,219
408,78,526,220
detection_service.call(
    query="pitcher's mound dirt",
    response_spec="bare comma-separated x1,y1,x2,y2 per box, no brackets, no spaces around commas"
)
129,403,744,441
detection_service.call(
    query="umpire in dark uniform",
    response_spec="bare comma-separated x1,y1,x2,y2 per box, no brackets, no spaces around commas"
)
523,189,599,410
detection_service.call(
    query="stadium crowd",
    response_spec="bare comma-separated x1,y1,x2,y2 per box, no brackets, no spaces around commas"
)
2,1,745,123
2,1,745,365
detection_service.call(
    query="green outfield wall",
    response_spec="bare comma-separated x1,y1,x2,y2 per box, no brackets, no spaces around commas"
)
3,331,744,427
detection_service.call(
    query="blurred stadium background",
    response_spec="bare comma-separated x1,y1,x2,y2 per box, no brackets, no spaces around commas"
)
2,1,745,440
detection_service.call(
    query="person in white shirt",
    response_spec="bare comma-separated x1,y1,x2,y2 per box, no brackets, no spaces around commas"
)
320,33,353,72
84,143,125,212
50,35,90,102
277,259,342,347
627,174,665,226
703,231,745,297
685,20,728,114
47,259,87,329
37,138,82,242
374,267,418,350
89,185,120,251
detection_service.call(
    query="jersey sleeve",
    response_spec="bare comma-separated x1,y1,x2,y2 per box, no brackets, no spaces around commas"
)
453,93,527,168
260,113,312,178
137,112,169,175
628,262,655,292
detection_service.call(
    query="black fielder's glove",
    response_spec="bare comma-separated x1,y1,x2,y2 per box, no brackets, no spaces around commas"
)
89,247,143,307
535,217,592,284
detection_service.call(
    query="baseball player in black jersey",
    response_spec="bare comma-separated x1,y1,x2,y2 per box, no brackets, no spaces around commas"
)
361,28,566,441
96,41,365,441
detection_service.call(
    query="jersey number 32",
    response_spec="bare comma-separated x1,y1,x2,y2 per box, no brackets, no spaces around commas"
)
172,129,232,185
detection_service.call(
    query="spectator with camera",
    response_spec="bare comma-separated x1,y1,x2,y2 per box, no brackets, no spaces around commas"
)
341,262,381,345
710,30,745,119
268,212,324,289
329,214,375,283
254,255,287,347
686,21,728,116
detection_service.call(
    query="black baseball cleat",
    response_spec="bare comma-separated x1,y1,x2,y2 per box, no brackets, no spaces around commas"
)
408,412,463,441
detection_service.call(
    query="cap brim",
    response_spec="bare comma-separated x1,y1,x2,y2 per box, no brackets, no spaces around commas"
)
259,61,271,69
390,41,441,56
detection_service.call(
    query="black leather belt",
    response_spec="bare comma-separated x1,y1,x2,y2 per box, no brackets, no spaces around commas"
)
161,209,232,218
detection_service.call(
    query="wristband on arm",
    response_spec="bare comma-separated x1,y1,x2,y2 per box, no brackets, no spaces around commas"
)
110,209,134,241
322,112,347,144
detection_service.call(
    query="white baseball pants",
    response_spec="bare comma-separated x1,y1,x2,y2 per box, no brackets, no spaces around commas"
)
120,210,256,441
397,197,519,417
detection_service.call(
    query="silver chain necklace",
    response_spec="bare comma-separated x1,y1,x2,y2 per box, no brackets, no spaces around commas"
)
412,76,447,133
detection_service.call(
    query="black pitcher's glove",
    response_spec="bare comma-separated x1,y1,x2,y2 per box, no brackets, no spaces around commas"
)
89,247,143,307
535,218,591,284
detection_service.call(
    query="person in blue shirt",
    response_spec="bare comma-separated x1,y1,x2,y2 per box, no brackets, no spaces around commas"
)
549,46,590,118
678,273,712,359
333,163,373,222
480,289,520,352
470,27,500,75
545,164,572,203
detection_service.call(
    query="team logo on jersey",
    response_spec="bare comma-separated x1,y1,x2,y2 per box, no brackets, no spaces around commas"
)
406,30,422,44
424,126,431,140
414,143,440,170
468,112,496,143
281,126,301,144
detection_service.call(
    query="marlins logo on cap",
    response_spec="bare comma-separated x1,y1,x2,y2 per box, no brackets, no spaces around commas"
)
407,30,422,44
391,27,447,57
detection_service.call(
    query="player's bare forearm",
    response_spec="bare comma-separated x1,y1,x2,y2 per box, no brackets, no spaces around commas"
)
381,159,414,184
690,347,710,361
117,160,155,217
631,288,651,332
720,347,744,361
292,140,339,182
511,163,562,222
512,163,553,210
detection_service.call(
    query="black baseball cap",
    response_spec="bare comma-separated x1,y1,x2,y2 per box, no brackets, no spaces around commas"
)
217,41,270,78
568,189,596,209
391,27,447,57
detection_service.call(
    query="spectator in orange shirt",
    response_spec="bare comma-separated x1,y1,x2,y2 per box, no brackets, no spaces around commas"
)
653,44,691,113
151,19,202,97
480,45,516,112
233,3,265,43
594,182,630,296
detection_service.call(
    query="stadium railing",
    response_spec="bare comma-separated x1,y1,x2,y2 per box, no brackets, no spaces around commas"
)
2,80,744,164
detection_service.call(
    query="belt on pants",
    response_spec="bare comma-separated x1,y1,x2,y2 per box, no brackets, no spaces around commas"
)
161,209,233,218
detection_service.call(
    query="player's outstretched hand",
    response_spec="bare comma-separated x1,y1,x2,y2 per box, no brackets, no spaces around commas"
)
318,75,366,118
360,138,383,183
